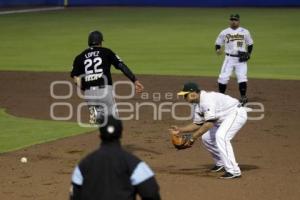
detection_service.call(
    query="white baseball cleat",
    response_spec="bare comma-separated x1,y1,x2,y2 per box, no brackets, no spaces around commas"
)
89,106,97,124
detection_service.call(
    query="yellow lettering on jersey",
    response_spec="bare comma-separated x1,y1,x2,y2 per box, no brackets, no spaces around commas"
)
225,34,245,43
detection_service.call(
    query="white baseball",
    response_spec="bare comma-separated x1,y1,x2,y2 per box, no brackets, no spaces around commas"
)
20,157,28,163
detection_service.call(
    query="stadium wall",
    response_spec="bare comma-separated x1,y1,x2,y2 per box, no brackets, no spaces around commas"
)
0,0,63,7
69,0,300,7
0,0,299,7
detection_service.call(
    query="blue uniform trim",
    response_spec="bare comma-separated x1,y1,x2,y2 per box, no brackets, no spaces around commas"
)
72,166,83,186
130,162,154,186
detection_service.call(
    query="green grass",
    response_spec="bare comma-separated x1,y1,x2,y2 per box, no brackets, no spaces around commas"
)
0,7,299,152
0,8,300,79
0,7,299,79
0,109,94,153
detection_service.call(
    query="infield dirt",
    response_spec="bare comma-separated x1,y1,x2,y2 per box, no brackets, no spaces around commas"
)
0,71,299,200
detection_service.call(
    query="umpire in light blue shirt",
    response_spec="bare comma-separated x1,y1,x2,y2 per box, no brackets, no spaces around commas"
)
70,115,161,200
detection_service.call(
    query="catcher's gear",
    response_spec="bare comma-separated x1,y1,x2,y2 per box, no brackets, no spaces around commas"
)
238,51,250,62
171,133,195,150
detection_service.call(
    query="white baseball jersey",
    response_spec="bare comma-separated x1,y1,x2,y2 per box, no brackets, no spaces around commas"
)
215,27,253,55
193,91,240,125
194,90,248,175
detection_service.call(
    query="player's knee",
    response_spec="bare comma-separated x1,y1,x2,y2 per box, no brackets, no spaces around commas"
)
216,133,232,146
237,76,248,83
215,134,226,145
218,77,229,85
201,134,213,146
201,135,209,145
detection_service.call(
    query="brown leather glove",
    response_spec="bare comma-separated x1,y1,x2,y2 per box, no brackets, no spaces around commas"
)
171,133,195,150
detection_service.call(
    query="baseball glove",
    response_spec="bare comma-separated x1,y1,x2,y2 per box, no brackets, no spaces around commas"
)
238,51,250,62
171,133,195,150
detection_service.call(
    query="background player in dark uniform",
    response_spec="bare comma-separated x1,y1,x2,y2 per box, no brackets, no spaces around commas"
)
70,116,161,200
71,30,144,124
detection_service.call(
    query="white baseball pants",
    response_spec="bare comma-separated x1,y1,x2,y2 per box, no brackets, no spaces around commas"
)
201,106,247,175
218,56,248,84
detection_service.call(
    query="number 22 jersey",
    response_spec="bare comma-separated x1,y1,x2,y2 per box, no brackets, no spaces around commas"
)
71,47,136,90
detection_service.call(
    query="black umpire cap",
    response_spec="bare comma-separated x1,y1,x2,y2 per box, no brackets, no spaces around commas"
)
99,115,123,142
88,30,103,47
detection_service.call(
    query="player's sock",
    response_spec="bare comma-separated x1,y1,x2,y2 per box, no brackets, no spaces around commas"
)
239,82,247,97
218,83,227,94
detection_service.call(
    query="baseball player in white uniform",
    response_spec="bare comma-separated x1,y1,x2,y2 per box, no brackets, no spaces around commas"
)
215,14,253,105
170,82,247,179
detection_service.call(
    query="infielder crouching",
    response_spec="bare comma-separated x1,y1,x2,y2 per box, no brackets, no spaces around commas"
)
170,82,247,179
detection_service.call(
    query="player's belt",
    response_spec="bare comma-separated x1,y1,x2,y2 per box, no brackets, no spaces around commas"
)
226,53,239,57
85,85,106,90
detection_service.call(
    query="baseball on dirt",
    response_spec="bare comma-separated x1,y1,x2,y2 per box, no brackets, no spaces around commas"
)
20,157,28,163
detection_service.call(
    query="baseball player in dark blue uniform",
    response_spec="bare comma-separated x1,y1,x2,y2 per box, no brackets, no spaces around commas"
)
71,31,144,124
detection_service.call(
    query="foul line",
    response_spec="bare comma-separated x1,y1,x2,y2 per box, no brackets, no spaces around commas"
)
0,7,65,15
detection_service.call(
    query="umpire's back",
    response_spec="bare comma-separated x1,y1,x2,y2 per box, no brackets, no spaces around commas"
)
70,116,161,200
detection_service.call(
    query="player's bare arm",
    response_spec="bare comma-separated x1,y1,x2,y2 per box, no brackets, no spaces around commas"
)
170,121,214,149
169,123,200,134
191,121,214,140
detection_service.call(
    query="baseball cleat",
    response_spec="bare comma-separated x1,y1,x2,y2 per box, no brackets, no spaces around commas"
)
220,172,241,179
210,165,225,172
89,106,97,124
239,96,248,106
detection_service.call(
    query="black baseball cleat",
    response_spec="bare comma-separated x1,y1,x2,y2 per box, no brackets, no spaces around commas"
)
220,172,241,179
239,96,248,106
210,165,225,172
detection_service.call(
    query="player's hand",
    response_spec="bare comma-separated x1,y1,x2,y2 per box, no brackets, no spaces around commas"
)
134,80,144,93
169,125,180,135
73,76,81,88
183,136,195,148
216,49,222,55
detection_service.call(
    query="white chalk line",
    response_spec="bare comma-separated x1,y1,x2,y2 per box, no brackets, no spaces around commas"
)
0,7,65,15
